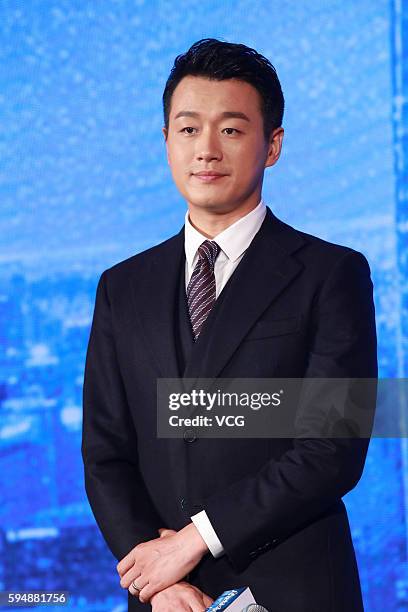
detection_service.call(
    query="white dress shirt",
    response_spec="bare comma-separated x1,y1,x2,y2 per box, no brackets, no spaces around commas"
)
184,197,267,558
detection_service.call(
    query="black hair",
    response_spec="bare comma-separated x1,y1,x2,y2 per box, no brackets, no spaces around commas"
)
162,38,284,142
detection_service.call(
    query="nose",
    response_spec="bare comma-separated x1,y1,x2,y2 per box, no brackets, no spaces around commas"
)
196,129,222,162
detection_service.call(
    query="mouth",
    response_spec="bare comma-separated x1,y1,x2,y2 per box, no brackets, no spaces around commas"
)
192,173,227,182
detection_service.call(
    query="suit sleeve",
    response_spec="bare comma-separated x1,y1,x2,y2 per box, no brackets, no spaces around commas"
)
81,270,163,562
202,250,378,573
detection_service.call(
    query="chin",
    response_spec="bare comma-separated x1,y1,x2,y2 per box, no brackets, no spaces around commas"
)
190,199,228,211
186,191,228,206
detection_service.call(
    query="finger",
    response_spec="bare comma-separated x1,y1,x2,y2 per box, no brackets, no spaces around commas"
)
127,575,149,598
189,592,209,612
158,528,175,538
139,580,164,604
202,593,214,607
120,567,138,589
121,570,146,591
128,581,141,599
116,551,135,576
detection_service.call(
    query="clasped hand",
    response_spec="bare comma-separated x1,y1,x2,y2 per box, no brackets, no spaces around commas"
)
116,524,209,604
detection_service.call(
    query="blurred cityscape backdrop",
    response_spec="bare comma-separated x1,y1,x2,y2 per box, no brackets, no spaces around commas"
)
0,0,407,610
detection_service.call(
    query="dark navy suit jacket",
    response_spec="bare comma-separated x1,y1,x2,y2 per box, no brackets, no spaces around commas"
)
81,207,377,611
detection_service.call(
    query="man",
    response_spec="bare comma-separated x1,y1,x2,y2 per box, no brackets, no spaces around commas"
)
81,38,377,611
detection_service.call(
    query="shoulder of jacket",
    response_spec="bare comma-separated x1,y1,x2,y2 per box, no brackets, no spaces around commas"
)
289,224,368,267
102,231,182,279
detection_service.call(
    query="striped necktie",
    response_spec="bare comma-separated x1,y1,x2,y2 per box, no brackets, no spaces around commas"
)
187,240,221,340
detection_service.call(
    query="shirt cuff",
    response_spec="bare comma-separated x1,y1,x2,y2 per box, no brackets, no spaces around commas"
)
191,510,225,558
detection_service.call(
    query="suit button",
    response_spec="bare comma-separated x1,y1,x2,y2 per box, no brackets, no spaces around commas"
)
183,429,197,442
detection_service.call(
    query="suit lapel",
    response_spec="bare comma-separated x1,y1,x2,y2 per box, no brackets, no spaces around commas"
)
183,206,306,383
131,207,306,385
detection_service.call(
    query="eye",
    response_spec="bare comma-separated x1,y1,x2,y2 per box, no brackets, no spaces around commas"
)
179,127,241,135
180,127,197,134
222,128,240,135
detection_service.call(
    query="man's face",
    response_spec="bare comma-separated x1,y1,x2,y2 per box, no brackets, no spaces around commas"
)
162,76,283,215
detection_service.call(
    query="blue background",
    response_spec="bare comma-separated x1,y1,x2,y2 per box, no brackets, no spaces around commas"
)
0,1,407,610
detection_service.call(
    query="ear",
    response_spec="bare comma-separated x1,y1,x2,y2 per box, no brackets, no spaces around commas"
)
265,127,284,169
162,127,170,165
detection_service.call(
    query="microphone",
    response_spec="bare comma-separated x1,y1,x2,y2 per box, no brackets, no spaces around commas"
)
241,606,270,612
205,587,257,610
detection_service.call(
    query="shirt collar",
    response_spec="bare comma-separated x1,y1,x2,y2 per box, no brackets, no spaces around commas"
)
184,198,267,269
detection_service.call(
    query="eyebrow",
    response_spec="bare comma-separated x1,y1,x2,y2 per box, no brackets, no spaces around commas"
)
173,110,251,122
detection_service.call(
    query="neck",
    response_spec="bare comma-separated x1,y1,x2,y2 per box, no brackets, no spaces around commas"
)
187,197,261,238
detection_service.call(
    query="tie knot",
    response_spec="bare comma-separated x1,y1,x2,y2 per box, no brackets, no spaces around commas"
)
197,240,220,269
